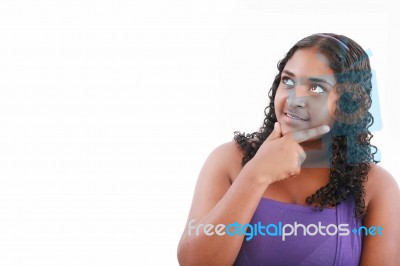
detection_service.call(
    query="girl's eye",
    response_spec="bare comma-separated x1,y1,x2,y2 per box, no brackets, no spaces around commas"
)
310,85,326,94
282,77,295,86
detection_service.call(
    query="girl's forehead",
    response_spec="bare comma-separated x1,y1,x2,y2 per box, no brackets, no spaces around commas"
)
284,48,337,84
285,48,333,74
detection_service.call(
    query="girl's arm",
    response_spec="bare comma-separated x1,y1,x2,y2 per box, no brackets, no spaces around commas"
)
177,141,272,266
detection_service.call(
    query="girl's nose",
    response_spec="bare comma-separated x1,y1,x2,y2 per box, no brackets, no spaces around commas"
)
287,86,308,108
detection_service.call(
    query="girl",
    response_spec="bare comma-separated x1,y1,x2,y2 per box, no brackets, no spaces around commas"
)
177,33,400,265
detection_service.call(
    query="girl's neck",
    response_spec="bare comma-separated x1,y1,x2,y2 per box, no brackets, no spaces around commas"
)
300,135,332,168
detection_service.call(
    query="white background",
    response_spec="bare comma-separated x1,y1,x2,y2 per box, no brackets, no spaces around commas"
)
0,0,399,265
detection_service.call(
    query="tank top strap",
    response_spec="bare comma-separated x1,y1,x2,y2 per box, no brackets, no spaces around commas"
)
333,196,363,265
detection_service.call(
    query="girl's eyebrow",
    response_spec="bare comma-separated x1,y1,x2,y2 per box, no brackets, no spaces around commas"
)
282,70,296,77
282,70,334,87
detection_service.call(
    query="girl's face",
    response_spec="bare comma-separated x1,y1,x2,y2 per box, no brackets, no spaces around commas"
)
274,47,339,137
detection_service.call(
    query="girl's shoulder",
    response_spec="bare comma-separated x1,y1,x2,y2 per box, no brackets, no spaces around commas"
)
364,163,399,208
211,141,244,180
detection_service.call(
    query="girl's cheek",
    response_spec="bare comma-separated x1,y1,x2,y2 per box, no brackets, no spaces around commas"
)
274,88,283,107
275,86,288,103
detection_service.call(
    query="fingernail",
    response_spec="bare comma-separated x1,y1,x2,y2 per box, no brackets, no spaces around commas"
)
321,125,330,133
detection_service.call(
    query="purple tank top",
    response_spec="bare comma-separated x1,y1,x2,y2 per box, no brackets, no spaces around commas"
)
234,196,362,265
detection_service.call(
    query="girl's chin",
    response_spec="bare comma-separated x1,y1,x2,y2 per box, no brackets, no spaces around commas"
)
280,125,328,143
280,124,309,135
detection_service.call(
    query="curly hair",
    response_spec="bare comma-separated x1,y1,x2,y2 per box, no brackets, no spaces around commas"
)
234,33,379,220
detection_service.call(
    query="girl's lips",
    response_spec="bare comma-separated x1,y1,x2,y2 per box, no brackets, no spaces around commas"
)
284,112,309,121
282,113,309,127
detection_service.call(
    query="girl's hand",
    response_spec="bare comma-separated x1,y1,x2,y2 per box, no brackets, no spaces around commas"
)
245,122,330,185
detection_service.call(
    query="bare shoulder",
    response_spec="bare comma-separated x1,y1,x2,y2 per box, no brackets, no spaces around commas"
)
184,141,245,221
207,141,244,181
360,164,400,264
210,141,243,159
365,163,400,207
